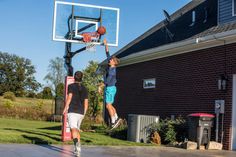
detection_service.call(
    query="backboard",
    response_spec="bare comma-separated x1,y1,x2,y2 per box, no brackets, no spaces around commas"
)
53,1,120,46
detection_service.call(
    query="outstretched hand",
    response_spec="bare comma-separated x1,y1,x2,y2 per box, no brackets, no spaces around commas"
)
103,38,107,45
103,38,109,53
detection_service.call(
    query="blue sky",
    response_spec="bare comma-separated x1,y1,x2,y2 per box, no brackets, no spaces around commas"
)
0,0,191,86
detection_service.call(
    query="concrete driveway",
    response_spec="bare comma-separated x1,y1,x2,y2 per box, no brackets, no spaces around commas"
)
0,144,235,157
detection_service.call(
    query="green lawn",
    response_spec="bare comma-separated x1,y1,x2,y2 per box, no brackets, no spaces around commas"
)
0,118,149,146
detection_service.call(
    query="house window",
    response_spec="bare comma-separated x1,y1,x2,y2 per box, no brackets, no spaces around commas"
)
143,78,156,89
233,0,236,16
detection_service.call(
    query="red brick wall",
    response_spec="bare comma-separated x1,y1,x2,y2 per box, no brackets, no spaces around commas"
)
115,43,236,150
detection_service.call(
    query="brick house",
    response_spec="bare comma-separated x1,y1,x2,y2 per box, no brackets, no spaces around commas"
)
100,0,236,150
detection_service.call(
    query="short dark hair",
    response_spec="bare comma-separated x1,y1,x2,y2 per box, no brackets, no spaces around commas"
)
74,71,83,82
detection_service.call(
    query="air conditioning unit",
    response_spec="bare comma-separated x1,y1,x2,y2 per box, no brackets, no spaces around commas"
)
127,114,159,143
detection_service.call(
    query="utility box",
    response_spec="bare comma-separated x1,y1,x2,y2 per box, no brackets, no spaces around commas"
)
187,113,214,149
127,114,159,143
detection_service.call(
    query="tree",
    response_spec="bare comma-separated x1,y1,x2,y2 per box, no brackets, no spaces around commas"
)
55,83,64,97
0,52,41,96
82,61,103,122
41,87,53,99
44,57,66,97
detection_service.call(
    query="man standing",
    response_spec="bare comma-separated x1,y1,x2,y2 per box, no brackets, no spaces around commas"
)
63,71,88,157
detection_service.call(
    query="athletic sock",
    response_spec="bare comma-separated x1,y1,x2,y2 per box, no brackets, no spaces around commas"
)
114,113,118,120
111,116,116,124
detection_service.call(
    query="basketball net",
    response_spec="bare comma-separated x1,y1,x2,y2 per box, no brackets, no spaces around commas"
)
82,32,100,52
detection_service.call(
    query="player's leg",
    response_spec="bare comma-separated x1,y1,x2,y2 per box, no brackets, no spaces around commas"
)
106,86,119,125
106,86,121,129
74,114,84,157
109,86,120,121
106,103,115,123
68,113,83,157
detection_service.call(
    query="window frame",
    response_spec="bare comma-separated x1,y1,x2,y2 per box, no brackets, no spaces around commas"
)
143,78,156,89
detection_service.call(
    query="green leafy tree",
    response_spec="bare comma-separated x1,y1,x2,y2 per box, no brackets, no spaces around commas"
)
0,52,41,96
82,61,103,121
41,87,53,99
44,57,66,97
55,83,64,97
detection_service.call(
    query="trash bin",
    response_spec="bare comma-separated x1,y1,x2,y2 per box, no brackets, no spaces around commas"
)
187,113,214,149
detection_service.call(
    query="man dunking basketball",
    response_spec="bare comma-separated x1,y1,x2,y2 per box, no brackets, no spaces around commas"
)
98,38,121,130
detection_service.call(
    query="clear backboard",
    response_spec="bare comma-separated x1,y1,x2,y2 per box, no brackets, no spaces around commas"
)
53,1,120,46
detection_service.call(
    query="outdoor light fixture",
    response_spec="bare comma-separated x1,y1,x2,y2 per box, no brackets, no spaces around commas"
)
196,37,206,43
218,74,228,91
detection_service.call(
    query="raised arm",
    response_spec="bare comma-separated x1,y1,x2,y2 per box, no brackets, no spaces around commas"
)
103,38,111,58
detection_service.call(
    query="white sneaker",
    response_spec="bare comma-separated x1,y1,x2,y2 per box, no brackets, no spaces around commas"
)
74,142,81,157
74,151,80,157
110,118,121,130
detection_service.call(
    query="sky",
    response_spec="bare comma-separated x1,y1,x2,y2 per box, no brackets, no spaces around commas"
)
0,0,191,86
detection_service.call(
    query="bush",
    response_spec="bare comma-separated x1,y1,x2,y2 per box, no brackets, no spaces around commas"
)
3,99,15,109
34,100,44,111
149,116,187,145
3,91,16,101
0,104,51,121
27,92,37,98
109,119,128,140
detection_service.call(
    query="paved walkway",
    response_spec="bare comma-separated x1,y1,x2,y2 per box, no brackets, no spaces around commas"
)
0,144,236,157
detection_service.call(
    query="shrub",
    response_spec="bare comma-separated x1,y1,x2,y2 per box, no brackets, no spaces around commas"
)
34,100,44,111
0,104,51,121
149,116,187,145
27,92,37,98
109,119,128,140
3,99,15,109
3,91,16,101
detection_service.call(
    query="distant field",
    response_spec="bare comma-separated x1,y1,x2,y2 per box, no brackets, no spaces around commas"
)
0,96,55,120
0,118,148,146
0,96,54,111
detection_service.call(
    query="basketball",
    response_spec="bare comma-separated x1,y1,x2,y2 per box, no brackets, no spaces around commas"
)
97,26,106,35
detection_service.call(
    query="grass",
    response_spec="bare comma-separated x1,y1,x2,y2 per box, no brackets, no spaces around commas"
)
0,118,150,146
0,97,153,146
0,96,54,112
0,96,55,121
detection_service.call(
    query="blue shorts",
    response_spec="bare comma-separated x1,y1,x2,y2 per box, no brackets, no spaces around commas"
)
105,86,117,104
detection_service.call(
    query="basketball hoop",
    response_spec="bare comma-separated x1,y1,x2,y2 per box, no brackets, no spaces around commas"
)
85,42,97,52
82,32,100,52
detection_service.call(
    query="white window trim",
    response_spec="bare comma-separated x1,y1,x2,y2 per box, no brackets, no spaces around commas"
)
233,0,236,16
143,78,156,89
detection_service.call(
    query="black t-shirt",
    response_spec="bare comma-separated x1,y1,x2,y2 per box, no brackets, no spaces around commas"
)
68,83,88,114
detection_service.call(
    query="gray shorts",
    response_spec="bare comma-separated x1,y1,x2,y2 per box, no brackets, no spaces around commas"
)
67,113,84,130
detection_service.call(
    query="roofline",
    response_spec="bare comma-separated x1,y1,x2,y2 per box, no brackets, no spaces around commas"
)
118,29,236,67
112,0,204,57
